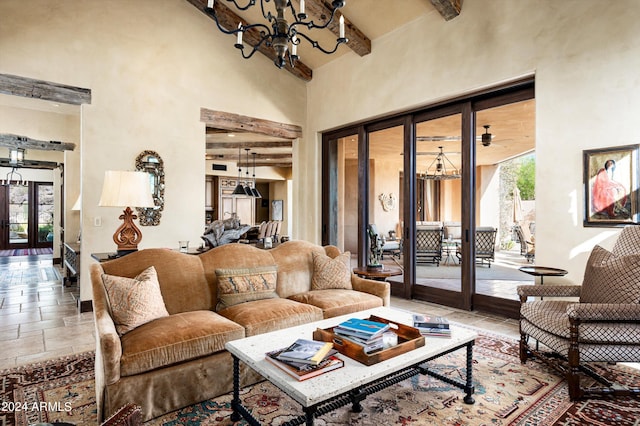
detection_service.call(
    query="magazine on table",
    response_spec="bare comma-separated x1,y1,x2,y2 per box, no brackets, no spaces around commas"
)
333,317,390,340
266,348,343,381
412,314,450,329
416,326,452,338
275,338,334,365
333,332,385,354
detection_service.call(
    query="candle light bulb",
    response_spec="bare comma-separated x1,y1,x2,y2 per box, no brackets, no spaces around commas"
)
300,0,305,14
237,23,243,45
207,0,213,8
291,36,297,56
339,15,345,39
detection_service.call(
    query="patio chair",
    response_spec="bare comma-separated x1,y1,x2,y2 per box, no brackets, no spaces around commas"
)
514,223,535,263
416,224,443,266
455,227,497,267
368,224,401,261
517,225,640,400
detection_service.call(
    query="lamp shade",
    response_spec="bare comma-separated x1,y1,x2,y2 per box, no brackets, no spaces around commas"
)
99,171,155,208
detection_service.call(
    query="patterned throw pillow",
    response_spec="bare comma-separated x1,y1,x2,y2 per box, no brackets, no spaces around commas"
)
580,245,640,304
311,251,352,290
102,266,169,336
216,265,279,310
612,225,640,257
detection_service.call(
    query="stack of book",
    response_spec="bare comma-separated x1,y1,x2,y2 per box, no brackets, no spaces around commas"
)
265,338,344,381
333,317,391,354
412,313,451,337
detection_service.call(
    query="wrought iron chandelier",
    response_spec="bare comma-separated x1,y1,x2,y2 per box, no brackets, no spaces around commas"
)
205,0,348,69
423,146,461,180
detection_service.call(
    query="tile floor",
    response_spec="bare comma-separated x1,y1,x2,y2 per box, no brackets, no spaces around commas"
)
0,255,523,370
0,256,95,370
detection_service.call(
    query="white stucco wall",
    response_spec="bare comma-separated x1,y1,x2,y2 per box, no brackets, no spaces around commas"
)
0,0,306,302
304,0,640,283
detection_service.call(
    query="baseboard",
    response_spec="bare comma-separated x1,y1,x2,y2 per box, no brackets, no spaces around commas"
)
78,300,93,313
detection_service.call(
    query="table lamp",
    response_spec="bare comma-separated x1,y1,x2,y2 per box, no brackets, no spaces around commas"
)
99,170,155,256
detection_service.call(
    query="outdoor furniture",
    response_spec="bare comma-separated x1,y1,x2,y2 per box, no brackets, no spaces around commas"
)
455,227,497,267
517,225,640,400
513,223,535,263
416,224,443,266
368,224,401,261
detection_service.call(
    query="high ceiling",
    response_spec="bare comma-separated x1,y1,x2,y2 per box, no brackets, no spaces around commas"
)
200,1,535,169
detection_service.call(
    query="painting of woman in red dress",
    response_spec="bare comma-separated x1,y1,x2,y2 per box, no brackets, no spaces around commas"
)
591,159,630,219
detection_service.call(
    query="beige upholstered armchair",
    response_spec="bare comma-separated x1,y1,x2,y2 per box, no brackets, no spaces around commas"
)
518,225,640,400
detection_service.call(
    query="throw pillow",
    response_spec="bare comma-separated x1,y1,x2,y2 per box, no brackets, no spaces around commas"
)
580,245,640,304
311,251,352,290
612,225,640,257
102,266,169,336
215,265,279,310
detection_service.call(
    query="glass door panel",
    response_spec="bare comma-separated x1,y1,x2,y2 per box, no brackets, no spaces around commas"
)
9,184,29,247
474,100,536,302
367,125,403,269
337,134,359,257
36,183,55,245
413,113,463,302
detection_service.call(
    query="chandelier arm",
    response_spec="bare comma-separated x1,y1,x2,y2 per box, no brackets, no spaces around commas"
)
238,36,271,59
293,31,347,55
221,0,257,12
205,8,272,36
441,153,459,173
290,7,339,32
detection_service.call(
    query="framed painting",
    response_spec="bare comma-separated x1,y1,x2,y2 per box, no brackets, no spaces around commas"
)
583,144,640,227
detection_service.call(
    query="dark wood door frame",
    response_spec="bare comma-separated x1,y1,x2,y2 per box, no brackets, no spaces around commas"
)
321,77,535,317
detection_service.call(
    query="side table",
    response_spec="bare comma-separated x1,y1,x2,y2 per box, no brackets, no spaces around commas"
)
353,265,403,281
518,266,568,285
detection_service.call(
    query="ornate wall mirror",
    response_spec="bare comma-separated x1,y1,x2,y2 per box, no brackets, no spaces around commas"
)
135,150,164,226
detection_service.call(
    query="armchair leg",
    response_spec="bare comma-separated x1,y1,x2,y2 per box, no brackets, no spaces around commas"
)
519,333,529,363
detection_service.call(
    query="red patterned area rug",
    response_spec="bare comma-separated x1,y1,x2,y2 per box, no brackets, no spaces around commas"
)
1,333,638,426
0,248,53,257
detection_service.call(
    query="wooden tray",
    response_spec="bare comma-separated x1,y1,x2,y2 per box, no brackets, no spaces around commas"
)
312,315,425,366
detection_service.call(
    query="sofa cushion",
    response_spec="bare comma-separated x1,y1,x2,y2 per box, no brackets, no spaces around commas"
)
311,251,352,290
288,289,383,319
580,245,640,304
215,265,279,310
218,298,323,336
612,225,640,256
102,266,169,336
119,310,245,377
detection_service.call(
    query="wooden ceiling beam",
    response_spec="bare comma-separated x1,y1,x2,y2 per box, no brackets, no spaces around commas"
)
303,0,371,56
186,0,313,82
0,159,60,170
206,140,293,149
0,133,76,151
429,0,462,21
215,153,292,161
201,109,302,139
0,73,91,105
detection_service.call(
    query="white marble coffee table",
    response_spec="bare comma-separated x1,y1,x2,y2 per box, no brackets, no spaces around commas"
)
225,306,477,426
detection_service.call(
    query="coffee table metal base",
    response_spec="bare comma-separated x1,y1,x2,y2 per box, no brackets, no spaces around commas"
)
230,339,475,426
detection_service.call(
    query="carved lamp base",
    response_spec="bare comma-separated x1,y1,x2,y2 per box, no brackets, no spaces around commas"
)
113,207,144,256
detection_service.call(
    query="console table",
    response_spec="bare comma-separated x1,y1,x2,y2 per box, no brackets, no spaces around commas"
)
63,242,80,286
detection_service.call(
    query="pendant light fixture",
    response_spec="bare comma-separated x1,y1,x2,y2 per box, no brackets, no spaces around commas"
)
231,146,247,196
251,152,262,198
243,148,253,196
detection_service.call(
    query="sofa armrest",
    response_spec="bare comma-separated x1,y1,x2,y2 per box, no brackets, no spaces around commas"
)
90,263,123,385
567,303,640,322
351,274,390,307
517,284,581,302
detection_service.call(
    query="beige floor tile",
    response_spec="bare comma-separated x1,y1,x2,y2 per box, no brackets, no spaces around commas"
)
0,311,42,326
2,335,45,358
19,318,66,332
0,357,17,370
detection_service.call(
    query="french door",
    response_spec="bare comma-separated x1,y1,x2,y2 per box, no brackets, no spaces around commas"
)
322,78,535,318
0,181,54,250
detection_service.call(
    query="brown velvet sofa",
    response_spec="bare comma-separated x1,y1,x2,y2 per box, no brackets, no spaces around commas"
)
90,240,390,421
